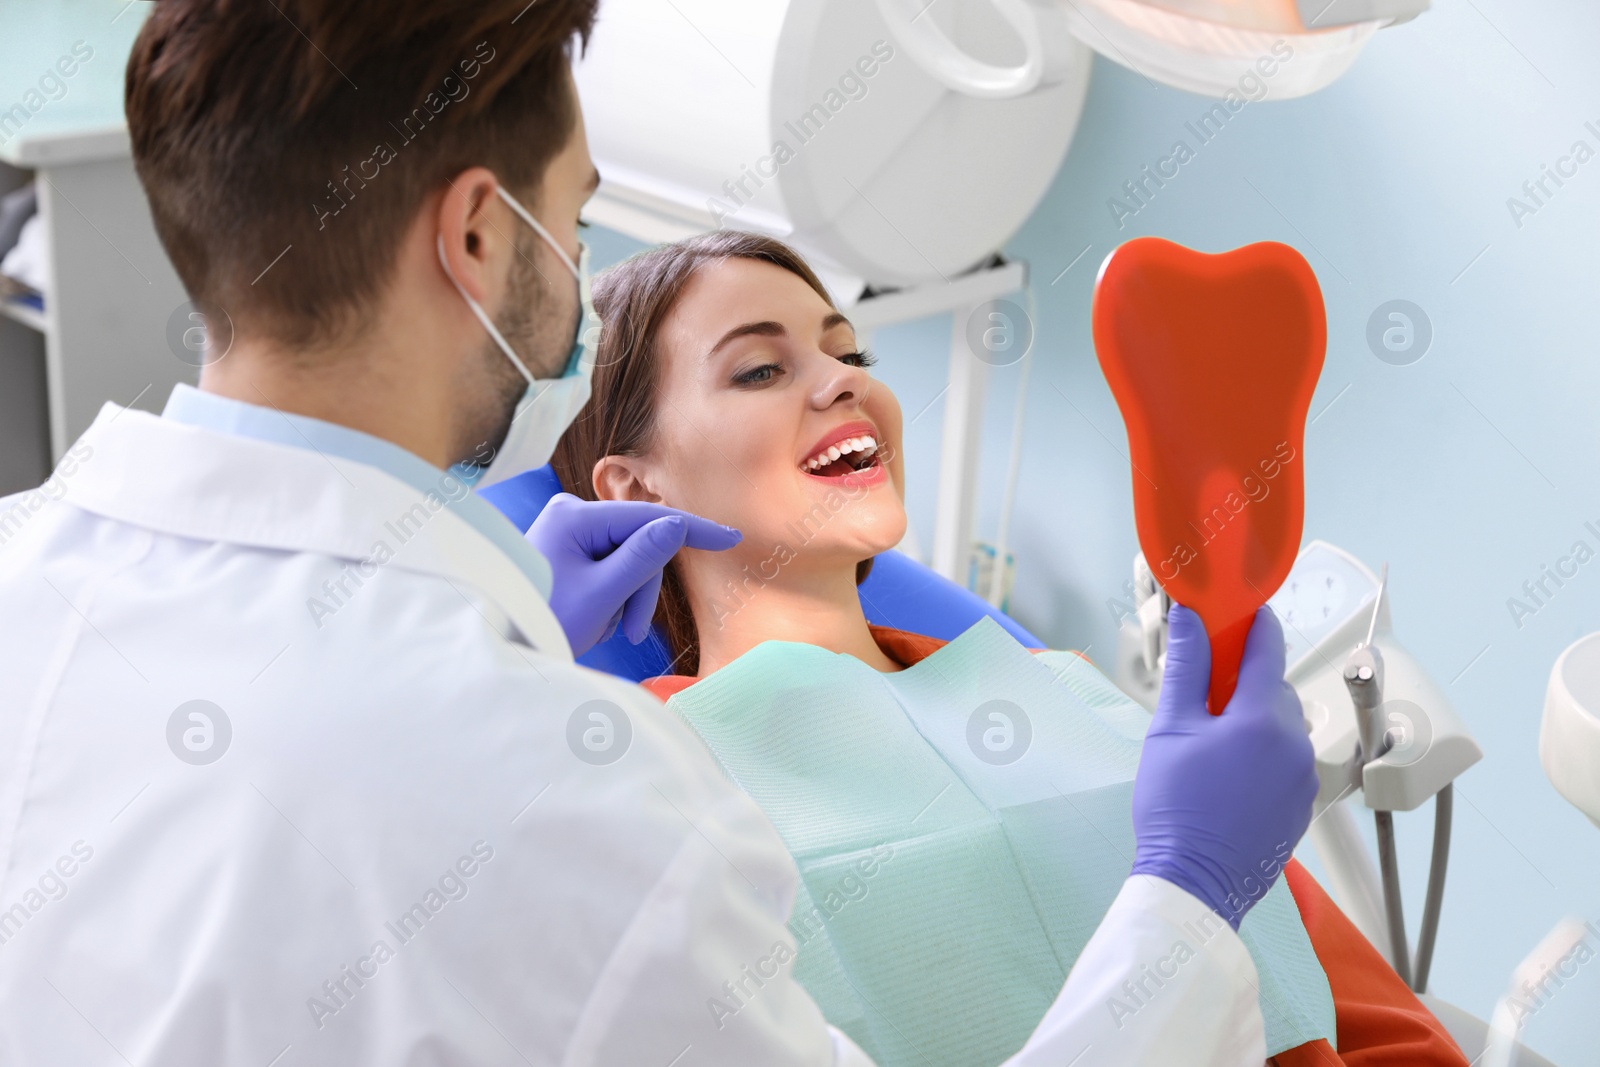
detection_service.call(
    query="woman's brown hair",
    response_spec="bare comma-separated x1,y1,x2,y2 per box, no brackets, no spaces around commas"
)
551,230,872,675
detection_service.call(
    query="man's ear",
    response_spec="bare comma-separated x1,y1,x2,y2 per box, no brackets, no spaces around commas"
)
435,166,510,306
593,455,662,504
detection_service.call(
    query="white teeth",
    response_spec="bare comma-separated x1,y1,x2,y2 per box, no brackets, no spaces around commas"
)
802,434,880,473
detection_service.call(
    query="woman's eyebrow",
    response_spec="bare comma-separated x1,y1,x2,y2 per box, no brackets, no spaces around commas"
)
708,321,785,357
707,312,856,359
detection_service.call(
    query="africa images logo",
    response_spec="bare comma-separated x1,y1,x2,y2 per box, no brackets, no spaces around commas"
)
166,700,232,765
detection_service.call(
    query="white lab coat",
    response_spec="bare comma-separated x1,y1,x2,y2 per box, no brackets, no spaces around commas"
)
0,403,1267,1066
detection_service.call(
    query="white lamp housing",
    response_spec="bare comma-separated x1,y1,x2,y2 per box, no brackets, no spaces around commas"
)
574,0,1431,293
1051,0,1428,99
574,0,1094,295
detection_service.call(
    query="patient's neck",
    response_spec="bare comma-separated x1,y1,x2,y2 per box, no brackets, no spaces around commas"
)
683,554,900,677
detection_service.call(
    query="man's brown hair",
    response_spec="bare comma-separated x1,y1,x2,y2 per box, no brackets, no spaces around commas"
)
126,0,597,347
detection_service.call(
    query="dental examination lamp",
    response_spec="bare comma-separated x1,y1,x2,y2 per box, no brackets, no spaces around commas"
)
1115,543,1482,993
1046,0,1429,100
575,0,1428,297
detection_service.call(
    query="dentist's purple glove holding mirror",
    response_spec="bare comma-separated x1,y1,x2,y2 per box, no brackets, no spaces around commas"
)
534,498,1318,926
1133,603,1319,927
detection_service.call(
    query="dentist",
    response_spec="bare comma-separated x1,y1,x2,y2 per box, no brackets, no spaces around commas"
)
0,2,1315,1064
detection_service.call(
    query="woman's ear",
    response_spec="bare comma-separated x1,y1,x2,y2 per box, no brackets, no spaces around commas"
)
593,455,662,504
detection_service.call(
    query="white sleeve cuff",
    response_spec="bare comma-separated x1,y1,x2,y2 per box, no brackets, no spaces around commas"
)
1006,875,1267,1067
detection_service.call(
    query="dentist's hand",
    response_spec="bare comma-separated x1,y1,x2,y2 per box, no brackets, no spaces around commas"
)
528,494,742,656
1130,604,1317,929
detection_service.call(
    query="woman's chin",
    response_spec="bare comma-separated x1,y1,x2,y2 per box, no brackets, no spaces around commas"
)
808,518,907,563
740,499,905,561
860,509,908,556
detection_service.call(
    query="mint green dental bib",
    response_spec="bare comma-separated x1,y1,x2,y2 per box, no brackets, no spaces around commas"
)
666,617,1335,1066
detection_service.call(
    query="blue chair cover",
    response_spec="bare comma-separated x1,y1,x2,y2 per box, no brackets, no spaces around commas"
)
477,466,1044,681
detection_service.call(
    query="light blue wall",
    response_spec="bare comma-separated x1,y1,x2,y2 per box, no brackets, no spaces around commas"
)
602,7,1600,1059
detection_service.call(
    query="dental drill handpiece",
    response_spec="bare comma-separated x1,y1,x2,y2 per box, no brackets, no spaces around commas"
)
1342,567,1413,987
1345,644,1387,796
1345,565,1390,780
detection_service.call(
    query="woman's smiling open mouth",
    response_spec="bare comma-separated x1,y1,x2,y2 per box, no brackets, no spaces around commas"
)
799,420,887,485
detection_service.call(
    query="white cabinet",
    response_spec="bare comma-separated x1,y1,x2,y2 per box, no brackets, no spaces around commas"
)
0,2,187,494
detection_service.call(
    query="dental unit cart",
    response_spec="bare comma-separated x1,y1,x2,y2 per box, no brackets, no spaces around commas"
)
1115,540,1483,987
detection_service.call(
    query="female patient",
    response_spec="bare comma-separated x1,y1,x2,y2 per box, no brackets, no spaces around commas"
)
551,231,1465,1067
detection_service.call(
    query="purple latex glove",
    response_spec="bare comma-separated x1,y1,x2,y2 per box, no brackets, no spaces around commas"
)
527,493,742,656
1130,603,1318,929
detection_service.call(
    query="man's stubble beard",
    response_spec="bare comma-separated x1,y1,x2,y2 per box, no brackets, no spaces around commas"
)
453,234,577,470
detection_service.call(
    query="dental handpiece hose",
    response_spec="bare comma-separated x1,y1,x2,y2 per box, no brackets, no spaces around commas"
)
1344,644,1413,989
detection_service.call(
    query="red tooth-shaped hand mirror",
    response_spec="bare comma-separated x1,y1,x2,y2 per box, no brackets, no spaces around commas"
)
1093,238,1326,713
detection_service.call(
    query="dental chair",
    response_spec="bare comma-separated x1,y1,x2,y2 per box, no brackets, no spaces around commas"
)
480,468,1560,1067
478,466,1043,681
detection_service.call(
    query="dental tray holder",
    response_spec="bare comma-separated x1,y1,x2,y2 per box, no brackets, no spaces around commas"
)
1114,540,1482,986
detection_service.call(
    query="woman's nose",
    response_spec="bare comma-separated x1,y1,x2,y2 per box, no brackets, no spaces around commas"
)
809,355,871,409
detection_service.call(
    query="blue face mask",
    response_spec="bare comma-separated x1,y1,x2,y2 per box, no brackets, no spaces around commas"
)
438,184,601,486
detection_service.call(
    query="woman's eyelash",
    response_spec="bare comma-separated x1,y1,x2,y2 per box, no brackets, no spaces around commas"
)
733,349,873,386
733,362,782,385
